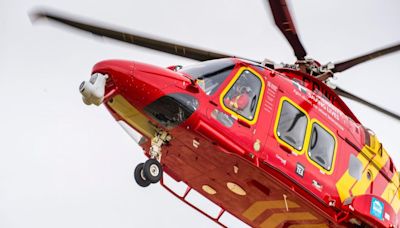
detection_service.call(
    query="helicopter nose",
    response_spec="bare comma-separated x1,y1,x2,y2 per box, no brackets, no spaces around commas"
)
78,60,133,106
89,59,199,134
92,59,135,87
89,59,191,108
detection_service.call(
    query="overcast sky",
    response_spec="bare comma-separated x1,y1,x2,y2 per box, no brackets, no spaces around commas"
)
1,0,400,227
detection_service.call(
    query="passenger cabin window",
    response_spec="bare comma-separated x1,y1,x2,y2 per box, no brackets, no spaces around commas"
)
223,69,262,120
179,59,235,95
349,154,362,180
308,123,335,171
277,101,308,151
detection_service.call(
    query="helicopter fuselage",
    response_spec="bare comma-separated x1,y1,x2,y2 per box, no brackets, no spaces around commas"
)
83,57,399,227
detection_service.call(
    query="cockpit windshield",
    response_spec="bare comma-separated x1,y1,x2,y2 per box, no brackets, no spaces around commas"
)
179,58,235,95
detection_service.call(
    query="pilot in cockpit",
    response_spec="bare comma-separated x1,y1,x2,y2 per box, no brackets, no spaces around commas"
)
224,84,251,114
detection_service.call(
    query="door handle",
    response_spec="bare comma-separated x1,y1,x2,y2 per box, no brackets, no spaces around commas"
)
279,144,292,154
209,100,218,106
237,118,251,128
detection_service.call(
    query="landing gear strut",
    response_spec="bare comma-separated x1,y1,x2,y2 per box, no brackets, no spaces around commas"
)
134,130,171,187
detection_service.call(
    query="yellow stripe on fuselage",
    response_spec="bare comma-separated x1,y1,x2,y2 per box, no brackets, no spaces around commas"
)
381,172,399,212
351,145,389,197
336,136,396,211
108,95,155,138
391,189,400,213
336,152,369,201
351,164,379,197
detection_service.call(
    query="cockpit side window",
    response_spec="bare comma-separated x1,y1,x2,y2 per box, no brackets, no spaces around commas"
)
276,100,308,151
223,69,262,121
144,93,199,129
179,59,235,95
308,122,336,171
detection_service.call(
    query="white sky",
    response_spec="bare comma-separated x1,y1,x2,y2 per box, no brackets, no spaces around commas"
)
1,0,399,227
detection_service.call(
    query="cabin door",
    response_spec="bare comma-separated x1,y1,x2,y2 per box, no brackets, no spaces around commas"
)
207,66,267,155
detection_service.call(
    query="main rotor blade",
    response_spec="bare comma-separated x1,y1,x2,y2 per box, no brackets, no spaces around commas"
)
334,86,400,121
31,9,231,61
267,0,307,60
333,42,400,73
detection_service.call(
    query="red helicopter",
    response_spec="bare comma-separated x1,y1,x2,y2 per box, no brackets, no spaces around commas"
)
32,0,400,227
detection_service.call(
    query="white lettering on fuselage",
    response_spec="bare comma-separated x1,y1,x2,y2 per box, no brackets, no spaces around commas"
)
292,85,345,131
265,81,278,113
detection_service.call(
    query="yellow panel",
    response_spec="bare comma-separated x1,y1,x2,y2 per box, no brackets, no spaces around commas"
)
381,184,396,204
336,153,369,201
351,164,379,196
108,95,155,138
369,134,378,151
392,171,399,188
373,147,390,171
361,147,375,161
392,172,399,213
391,189,400,213
336,171,357,201
350,143,389,197
381,173,399,206
364,135,390,169
242,200,300,221
260,212,317,228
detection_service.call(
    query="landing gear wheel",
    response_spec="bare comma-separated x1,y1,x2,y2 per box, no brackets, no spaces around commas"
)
143,159,163,183
134,163,151,187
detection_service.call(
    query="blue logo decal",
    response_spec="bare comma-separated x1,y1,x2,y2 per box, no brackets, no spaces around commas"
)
370,197,384,220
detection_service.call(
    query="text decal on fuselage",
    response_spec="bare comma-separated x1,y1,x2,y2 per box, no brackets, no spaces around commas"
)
292,80,345,131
